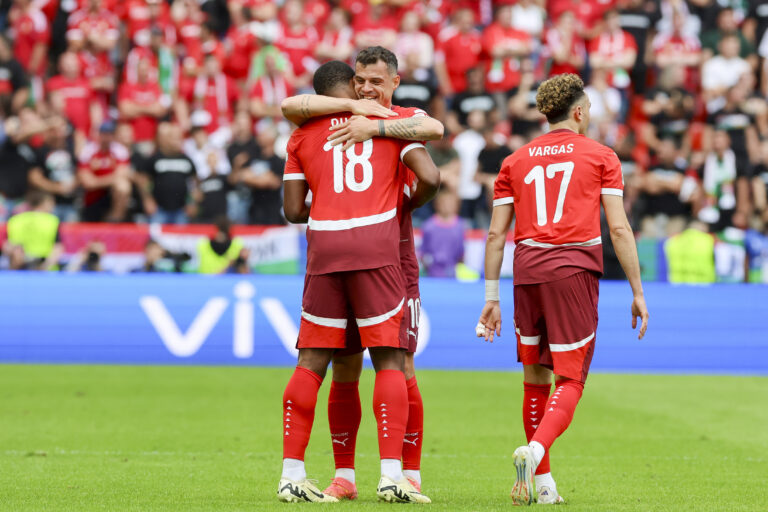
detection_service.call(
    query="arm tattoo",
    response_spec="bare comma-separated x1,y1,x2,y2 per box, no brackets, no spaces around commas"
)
379,119,386,137
300,96,311,119
384,118,421,140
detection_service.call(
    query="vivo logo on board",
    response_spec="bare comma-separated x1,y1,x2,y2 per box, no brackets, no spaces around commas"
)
139,282,429,359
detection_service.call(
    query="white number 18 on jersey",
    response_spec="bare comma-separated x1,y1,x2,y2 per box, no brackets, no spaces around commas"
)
323,139,374,193
524,161,574,226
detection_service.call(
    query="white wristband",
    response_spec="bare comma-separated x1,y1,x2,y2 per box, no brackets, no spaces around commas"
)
485,280,500,302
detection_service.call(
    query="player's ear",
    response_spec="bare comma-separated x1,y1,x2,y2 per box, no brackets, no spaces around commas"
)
392,74,400,89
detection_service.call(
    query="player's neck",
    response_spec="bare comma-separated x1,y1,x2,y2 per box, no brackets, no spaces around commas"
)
548,121,579,134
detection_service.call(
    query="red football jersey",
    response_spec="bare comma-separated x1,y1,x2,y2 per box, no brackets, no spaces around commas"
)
284,113,423,275
494,129,624,284
77,141,130,205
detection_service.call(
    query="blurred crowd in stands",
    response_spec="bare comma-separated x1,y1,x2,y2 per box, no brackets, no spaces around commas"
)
2,0,768,279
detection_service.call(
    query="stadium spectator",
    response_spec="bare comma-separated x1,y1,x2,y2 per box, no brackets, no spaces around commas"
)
77,120,132,223
702,33,751,113
275,0,319,91
420,188,466,278
9,0,50,77
315,8,354,63
589,9,637,96
475,125,512,208
249,49,295,125
392,52,439,115
585,69,622,147
139,122,196,225
394,10,434,73
118,57,171,155
454,109,487,227
446,66,496,134
701,7,756,65
0,34,29,115
507,64,545,140
47,52,102,141
699,130,738,231
643,66,696,157
636,138,690,238
481,4,533,108
180,52,240,139
28,115,79,222
0,113,47,220
618,0,660,95
511,0,545,39
543,11,586,78
183,112,231,179
194,151,231,224
751,139,768,225
223,2,258,83
434,7,482,96
3,190,62,270
664,220,717,283
196,215,248,274
651,9,702,87
351,3,398,53
233,123,284,226
425,132,460,193
66,239,106,272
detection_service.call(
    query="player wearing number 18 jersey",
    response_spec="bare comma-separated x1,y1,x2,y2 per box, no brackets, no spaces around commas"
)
277,59,439,504
476,74,649,505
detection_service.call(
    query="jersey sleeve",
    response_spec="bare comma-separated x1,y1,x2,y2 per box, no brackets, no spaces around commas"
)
493,159,514,207
399,141,425,163
600,148,624,196
283,133,305,181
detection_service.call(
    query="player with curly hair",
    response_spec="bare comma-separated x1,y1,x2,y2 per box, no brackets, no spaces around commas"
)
475,73,649,505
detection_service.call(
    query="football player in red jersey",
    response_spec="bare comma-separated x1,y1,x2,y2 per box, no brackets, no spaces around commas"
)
281,47,443,501
476,74,649,505
277,57,440,504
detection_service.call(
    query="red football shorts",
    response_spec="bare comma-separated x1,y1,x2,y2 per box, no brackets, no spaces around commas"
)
337,290,419,357
297,265,406,350
513,271,599,383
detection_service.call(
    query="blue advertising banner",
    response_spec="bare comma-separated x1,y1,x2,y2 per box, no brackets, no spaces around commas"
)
0,273,766,375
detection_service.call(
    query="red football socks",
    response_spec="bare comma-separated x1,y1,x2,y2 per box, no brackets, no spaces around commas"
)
282,366,323,460
523,382,551,474
531,379,584,453
402,377,424,471
328,380,361,469
373,369,408,460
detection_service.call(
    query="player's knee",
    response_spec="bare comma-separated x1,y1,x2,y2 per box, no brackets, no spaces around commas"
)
297,349,333,378
403,353,416,380
369,347,405,373
332,353,363,382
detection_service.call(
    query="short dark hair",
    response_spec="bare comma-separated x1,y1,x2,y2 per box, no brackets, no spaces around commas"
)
535,74,586,124
312,60,355,96
26,190,53,209
355,46,398,75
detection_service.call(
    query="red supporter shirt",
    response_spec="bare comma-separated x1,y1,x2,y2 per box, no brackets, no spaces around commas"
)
276,24,319,77
545,27,587,77
435,26,483,94
183,74,239,133
482,23,532,93
11,8,50,76
77,141,130,205
118,81,165,142
588,30,637,87
249,76,294,113
67,8,119,48
47,75,94,135
224,25,258,80
493,129,624,284
284,113,424,275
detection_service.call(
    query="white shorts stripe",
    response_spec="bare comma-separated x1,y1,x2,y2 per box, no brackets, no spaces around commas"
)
356,298,405,327
549,332,595,352
283,173,306,181
516,328,540,346
301,310,348,329
308,207,397,232
601,188,623,196
493,197,514,207
519,236,602,249
400,143,425,162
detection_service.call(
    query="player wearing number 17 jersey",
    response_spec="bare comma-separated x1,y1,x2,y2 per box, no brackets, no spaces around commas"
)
476,74,649,505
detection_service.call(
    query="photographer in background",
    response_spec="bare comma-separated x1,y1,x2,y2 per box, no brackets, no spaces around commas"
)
196,216,249,274
3,190,63,271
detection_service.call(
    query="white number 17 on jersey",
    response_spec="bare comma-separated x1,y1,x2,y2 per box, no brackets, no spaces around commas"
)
524,161,574,226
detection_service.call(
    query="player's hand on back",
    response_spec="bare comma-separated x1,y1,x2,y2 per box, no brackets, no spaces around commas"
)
349,99,397,119
631,295,649,340
476,301,502,343
328,115,378,151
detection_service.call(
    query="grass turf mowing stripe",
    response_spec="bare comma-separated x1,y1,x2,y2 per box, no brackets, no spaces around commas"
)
0,365,766,511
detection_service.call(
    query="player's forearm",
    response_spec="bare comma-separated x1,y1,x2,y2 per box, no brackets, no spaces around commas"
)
381,116,444,141
281,95,352,125
610,223,644,298
484,232,506,282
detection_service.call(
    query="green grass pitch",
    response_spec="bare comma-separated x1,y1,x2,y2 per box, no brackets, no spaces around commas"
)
1,365,766,511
